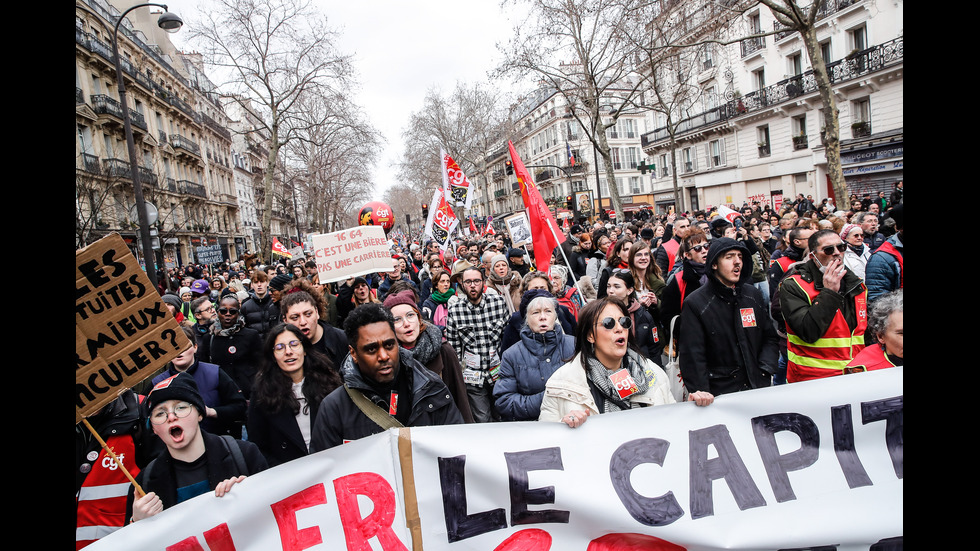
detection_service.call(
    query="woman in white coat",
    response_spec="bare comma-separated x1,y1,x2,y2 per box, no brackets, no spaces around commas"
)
841,224,871,280
539,297,713,428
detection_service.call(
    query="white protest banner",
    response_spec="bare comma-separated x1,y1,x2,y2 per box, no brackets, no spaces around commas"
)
87,432,409,551
87,368,903,550
310,225,392,284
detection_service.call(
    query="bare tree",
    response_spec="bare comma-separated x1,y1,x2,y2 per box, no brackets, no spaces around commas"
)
399,81,515,222
498,0,647,216
190,0,358,258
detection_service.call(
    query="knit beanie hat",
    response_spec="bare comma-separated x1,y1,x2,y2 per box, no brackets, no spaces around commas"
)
840,223,861,240
508,248,524,258
519,288,554,319
179,286,192,298
146,372,206,417
270,273,292,291
161,294,183,311
491,254,508,269
382,290,420,315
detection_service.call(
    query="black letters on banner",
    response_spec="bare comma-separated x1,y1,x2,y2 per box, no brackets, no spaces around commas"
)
609,438,684,527
504,447,570,526
689,424,766,519
438,455,507,542
862,396,903,479
831,404,873,489
751,413,820,503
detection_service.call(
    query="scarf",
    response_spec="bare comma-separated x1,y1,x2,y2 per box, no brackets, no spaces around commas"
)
209,316,244,337
586,349,651,413
407,323,443,366
430,288,455,304
847,243,865,256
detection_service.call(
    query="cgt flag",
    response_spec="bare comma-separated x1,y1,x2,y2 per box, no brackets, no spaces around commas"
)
468,216,477,235
508,141,564,273
424,188,459,251
271,237,292,259
716,204,742,224
442,148,474,210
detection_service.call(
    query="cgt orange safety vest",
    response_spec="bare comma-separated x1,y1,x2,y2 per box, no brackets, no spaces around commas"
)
784,275,867,382
76,435,140,549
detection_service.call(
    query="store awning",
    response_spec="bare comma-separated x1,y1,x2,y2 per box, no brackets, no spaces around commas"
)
621,202,653,212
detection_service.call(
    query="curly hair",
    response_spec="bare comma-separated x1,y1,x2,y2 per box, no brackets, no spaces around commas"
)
869,289,903,339
251,324,341,415
343,303,395,349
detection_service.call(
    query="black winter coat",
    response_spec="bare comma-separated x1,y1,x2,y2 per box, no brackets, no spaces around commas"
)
126,431,268,516
246,392,320,468
678,239,779,396
240,293,280,341
308,350,463,452
198,323,263,400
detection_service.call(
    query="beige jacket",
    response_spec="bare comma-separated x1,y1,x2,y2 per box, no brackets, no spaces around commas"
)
538,352,675,422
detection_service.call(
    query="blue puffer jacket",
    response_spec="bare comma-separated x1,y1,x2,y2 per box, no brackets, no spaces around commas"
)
493,322,575,421
864,233,903,302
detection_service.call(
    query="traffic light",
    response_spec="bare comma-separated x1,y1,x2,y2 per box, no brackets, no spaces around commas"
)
505,160,514,175
566,195,575,211
421,203,429,218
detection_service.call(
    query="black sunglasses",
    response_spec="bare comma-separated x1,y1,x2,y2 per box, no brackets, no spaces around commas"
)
600,316,632,330
820,243,847,255
218,307,239,315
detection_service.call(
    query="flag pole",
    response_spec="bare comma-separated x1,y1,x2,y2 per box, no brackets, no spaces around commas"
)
542,211,589,301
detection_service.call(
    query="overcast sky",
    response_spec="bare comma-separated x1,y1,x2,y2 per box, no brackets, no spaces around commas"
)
163,0,528,201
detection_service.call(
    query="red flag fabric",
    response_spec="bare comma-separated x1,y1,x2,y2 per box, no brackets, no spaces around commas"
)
485,222,495,236
469,217,477,234
271,237,292,259
508,141,564,274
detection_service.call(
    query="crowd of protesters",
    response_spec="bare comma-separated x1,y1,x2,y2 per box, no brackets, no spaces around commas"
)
76,181,903,547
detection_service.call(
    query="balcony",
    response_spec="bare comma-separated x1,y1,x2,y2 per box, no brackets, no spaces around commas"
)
851,121,871,138
793,135,809,150
137,166,157,186
536,169,553,182
741,36,765,58
758,143,771,157
91,94,124,120
163,177,179,192
492,170,505,181
79,153,100,173
171,133,201,157
494,189,507,198
180,180,208,198
104,158,131,178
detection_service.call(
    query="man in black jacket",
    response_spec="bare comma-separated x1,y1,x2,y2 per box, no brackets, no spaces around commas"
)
239,270,280,342
678,238,779,397
309,303,463,452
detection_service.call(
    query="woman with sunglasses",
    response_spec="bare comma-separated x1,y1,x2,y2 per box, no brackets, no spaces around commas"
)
840,223,870,280
661,230,711,343
247,324,342,466
539,298,711,428
197,293,263,400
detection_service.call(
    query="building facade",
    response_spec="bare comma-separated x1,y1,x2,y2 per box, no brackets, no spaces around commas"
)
639,0,903,213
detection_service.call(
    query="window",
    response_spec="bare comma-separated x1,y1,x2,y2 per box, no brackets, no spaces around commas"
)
659,154,670,177
848,24,867,52
701,45,714,71
793,115,808,149
820,40,833,64
630,176,642,194
851,98,871,137
788,52,803,76
611,148,622,170
753,68,766,91
682,147,697,173
757,126,771,157
708,139,726,167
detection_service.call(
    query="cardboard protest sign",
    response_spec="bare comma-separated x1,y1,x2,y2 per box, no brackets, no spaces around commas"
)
76,233,192,423
87,368,902,550
310,225,393,284
504,212,532,248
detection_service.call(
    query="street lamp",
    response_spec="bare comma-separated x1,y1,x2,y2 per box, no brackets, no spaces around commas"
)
76,2,183,291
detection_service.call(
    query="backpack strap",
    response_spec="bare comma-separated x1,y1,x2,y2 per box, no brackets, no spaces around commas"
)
345,385,404,430
219,434,248,476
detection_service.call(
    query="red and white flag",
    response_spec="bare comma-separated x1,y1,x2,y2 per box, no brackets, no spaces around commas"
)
717,204,742,224
271,237,292,259
508,141,564,274
441,148,474,210
424,188,459,251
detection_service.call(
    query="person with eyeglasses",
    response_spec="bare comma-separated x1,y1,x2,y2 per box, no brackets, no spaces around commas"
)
246,324,342,467
384,290,474,423
779,229,868,383
661,230,711,347
445,267,512,422
127,373,267,525
539,298,711,428
840,223,871,280
197,294,263,400
678,237,780,398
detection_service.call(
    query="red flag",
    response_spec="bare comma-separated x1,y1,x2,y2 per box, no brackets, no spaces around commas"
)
485,222,495,235
469,216,477,234
508,141,564,274
562,217,569,231
271,237,292,259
